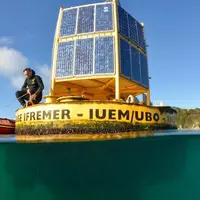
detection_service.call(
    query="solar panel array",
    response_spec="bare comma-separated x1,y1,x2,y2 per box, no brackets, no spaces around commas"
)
118,6,146,52
120,38,149,88
56,36,114,77
60,4,113,37
56,3,149,88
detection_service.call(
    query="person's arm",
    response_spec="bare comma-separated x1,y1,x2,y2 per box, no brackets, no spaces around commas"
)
34,75,44,96
21,79,28,92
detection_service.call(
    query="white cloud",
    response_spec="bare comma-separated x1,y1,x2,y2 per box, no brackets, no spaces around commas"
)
0,36,13,46
38,64,51,76
0,46,50,95
0,47,28,88
11,75,25,89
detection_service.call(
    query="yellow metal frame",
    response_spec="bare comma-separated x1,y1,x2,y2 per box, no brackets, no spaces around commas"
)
113,0,120,100
49,0,151,105
62,1,113,12
50,7,63,95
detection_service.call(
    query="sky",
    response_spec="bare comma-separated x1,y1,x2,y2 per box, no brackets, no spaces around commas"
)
0,0,199,119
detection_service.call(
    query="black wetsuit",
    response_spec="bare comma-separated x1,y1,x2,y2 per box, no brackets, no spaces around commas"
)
15,70,44,106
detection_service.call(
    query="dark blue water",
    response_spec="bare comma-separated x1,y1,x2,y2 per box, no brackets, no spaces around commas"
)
0,131,199,200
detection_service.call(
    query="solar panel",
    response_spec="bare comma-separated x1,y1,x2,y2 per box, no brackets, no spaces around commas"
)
118,5,147,52
77,6,94,34
96,4,113,32
120,38,131,78
118,6,129,38
95,36,114,74
131,46,140,83
75,38,93,75
137,22,146,51
128,14,138,45
60,9,77,37
119,38,149,87
140,52,149,87
56,41,74,77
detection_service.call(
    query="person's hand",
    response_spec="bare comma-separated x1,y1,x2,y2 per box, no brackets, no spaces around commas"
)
27,89,31,95
30,94,37,101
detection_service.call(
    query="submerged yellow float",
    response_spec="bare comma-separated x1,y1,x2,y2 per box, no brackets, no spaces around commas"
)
15,0,177,137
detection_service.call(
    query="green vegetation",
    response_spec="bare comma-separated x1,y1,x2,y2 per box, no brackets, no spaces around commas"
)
174,107,200,129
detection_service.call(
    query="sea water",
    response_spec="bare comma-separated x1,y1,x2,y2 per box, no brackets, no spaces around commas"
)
0,130,199,200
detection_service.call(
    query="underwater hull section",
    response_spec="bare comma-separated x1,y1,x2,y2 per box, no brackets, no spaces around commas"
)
15,100,177,136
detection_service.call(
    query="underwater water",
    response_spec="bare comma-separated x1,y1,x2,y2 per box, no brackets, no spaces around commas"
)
0,130,199,200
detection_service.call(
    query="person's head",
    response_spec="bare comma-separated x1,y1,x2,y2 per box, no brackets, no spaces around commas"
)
23,68,32,78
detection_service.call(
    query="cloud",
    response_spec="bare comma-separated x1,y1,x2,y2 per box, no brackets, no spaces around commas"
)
0,47,28,78
11,75,25,89
0,36,13,46
0,47,29,90
0,46,50,95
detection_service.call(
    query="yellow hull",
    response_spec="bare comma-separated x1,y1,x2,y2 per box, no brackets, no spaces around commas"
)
15,100,177,135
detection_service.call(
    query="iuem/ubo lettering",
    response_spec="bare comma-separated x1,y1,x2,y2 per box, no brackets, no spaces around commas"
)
89,109,160,122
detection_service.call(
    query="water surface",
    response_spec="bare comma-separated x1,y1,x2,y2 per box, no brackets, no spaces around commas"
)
0,130,199,200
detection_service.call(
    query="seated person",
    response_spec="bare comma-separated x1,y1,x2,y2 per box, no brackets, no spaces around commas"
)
15,68,44,107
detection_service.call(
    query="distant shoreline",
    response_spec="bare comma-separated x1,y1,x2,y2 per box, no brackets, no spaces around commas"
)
178,128,200,131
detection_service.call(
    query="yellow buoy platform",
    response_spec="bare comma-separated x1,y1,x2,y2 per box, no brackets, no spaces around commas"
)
15,97,177,136
15,0,177,138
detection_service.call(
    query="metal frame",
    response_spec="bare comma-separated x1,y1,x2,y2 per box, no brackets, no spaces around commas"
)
141,24,150,105
50,0,151,104
93,5,97,75
113,0,120,100
62,2,113,12
50,7,63,95
55,75,116,83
